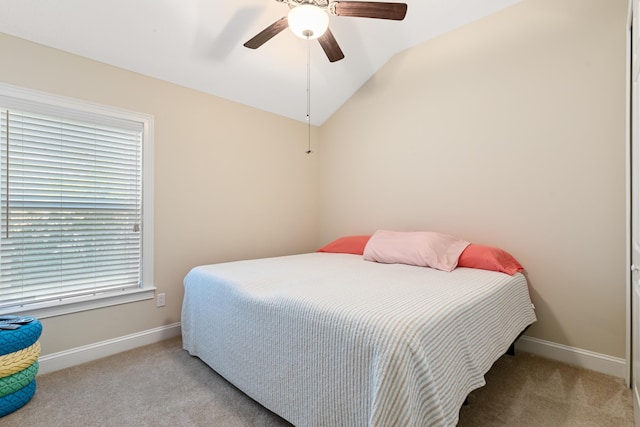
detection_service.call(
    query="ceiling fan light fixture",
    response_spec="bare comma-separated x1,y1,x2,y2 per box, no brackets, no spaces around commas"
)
288,4,329,40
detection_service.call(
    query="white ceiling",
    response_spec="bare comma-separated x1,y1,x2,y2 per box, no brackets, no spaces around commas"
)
0,0,523,125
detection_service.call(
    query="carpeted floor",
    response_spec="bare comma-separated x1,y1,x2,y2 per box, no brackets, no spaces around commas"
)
458,350,634,427
0,337,634,426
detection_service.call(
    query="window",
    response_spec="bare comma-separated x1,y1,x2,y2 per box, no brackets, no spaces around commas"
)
0,83,154,318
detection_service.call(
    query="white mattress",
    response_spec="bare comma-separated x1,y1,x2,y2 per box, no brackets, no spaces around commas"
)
182,252,536,427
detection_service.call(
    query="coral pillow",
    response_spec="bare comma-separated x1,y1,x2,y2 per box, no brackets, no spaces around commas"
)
363,230,470,272
457,244,524,275
317,235,371,255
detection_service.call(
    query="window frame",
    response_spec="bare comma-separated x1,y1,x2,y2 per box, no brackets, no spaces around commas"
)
0,83,155,319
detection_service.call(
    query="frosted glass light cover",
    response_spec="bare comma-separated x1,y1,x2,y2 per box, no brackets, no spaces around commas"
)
288,5,329,40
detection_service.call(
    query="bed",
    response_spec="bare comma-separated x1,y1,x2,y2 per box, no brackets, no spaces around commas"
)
182,247,536,427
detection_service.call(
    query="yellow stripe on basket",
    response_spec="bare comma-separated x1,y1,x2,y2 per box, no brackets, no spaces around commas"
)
0,342,40,379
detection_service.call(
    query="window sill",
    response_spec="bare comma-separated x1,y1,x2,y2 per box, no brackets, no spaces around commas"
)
0,287,157,319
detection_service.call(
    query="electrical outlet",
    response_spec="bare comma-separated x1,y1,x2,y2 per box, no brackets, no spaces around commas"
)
156,293,166,307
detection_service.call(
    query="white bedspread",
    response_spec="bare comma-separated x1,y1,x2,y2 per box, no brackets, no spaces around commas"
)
182,253,536,427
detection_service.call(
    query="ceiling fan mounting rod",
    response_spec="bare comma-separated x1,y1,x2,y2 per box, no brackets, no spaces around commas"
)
276,0,332,11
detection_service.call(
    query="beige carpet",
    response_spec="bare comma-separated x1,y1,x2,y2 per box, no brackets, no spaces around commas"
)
458,350,633,427
0,337,633,426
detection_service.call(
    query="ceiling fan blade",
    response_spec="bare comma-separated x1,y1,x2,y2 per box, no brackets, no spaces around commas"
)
318,29,345,63
333,2,407,20
243,17,289,49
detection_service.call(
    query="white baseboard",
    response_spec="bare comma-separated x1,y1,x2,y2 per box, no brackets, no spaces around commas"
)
35,326,626,380
515,335,627,379
37,322,182,375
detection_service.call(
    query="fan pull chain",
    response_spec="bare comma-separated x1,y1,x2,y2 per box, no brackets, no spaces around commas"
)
305,38,312,154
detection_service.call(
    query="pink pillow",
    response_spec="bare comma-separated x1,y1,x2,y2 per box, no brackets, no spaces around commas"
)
317,235,371,255
457,244,524,275
363,230,470,272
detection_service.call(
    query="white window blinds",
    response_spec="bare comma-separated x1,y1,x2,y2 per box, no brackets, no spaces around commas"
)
0,107,143,310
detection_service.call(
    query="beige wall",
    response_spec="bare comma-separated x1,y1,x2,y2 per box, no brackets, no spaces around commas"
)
0,0,629,362
320,0,628,358
0,34,321,355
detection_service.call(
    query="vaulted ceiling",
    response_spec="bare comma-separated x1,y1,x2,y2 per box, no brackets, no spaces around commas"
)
0,0,523,125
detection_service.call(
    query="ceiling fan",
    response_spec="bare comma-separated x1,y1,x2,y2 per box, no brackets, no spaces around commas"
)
244,0,408,63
